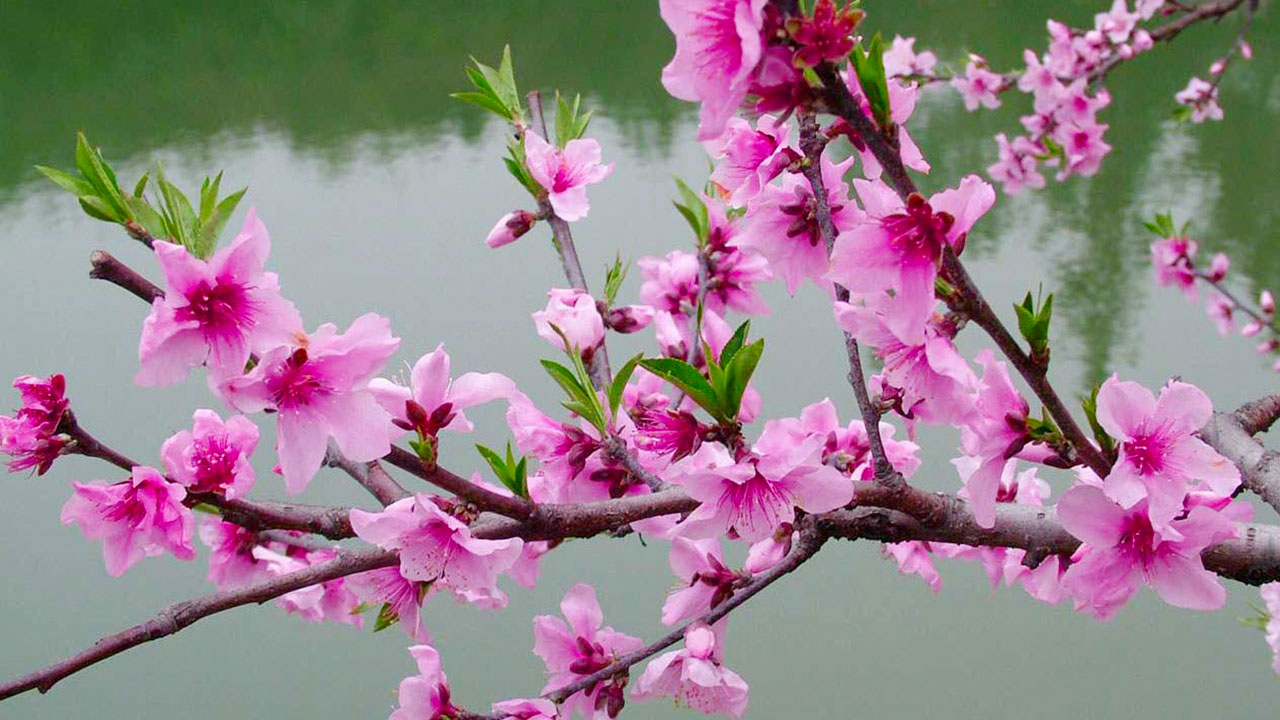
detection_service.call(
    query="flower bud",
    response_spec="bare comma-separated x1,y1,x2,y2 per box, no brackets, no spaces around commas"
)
485,210,537,249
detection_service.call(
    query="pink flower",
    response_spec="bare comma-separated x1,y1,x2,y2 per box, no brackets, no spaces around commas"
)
668,438,852,543
1150,235,1199,299
1262,582,1280,676
161,409,259,500
1053,118,1112,179
1175,77,1223,123
838,73,931,178
639,250,700,315
1207,252,1230,282
738,156,859,295
390,644,455,720
253,546,363,627
370,344,516,439
1095,375,1240,527
221,313,400,493
882,35,937,79
348,566,432,642
492,698,560,720
350,495,523,602
883,541,941,593
663,537,744,626
659,0,769,141
1058,484,1238,620
534,583,643,720
951,58,1004,111
957,351,1032,527
1095,0,1139,44
788,0,861,67
707,114,795,205
486,210,538,248
61,465,195,577
524,131,613,222
632,623,749,718
829,175,995,342
987,133,1046,196
198,517,270,590
754,398,921,482
533,289,606,353
1206,293,1235,335
0,373,70,475
137,209,303,386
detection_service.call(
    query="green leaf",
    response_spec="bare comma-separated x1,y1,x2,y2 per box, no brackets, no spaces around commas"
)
851,34,892,130
540,357,605,431
34,165,93,196
672,178,709,245
608,353,643,416
125,196,167,238
452,91,512,118
373,603,400,632
721,338,763,421
133,172,150,199
74,132,129,222
504,140,542,197
494,45,521,118
78,195,121,223
1080,385,1116,456
603,254,629,306
541,359,591,404
640,358,723,422
719,321,751,368
195,186,247,258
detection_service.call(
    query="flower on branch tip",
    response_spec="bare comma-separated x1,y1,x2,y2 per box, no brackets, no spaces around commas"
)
161,408,259,500
486,210,539,248
390,644,455,720
60,465,195,577
350,494,523,605
220,312,400,493
370,343,517,442
632,622,750,718
1150,235,1198,299
137,208,303,387
0,373,70,475
659,0,769,141
524,131,613,222
534,583,643,720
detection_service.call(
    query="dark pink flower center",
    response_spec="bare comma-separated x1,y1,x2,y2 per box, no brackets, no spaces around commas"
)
267,348,330,409
880,193,955,263
1124,426,1173,476
1118,512,1158,566
103,486,148,526
189,435,240,494
569,635,613,675
180,280,255,338
780,187,844,247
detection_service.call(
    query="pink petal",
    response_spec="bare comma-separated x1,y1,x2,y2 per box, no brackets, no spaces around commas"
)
1057,485,1126,547
1094,375,1156,440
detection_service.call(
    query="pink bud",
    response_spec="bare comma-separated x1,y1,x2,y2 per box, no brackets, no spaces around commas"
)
485,210,537,249
1208,252,1229,281
1261,290,1276,315
1241,41,1253,60
605,305,656,334
1132,29,1154,52
1210,59,1226,76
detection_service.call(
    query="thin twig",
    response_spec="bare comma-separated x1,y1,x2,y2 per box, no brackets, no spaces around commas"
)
325,445,409,506
89,250,163,302
382,446,534,520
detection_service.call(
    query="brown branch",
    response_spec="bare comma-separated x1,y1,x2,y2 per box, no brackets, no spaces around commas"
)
526,90,613,391
382,446,534,520
602,435,665,491
1200,397,1280,517
545,520,828,703
88,250,163,303
0,548,398,701
325,446,409,506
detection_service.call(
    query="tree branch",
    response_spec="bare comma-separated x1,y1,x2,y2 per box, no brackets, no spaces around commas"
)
325,445,409,506
1200,397,1280,517
0,548,397,702
88,250,163,303
382,446,534,520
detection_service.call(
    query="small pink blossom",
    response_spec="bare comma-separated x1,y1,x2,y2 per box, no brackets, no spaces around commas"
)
754,398,920,482
883,541,942,593
988,133,1046,195
951,58,1004,111
348,566,432,642
161,409,259,500
253,546,363,627
659,0,769,140
1206,293,1235,335
0,373,69,475
1175,77,1224,123
1095,375,1240,527
707,114,795,205
957,351,1033,528
534,289,607,353
534,583,643,720
1207,252,1230,281
524,131,613,222
370,344,516,439
350,495,523,602
1058,484,1238,620
61,465,195,577
1094,0,1139,44
663,537,744,626
486,210,538,248
137,209,303,386
198,517,270,590
492,698,560,720
221,313,400,493
1053,118,1112,179
883,35,937,79
632,623,749,718
390,644,455,720
668,438,852,543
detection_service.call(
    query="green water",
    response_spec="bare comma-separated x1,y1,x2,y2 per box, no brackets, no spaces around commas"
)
1,2,1277,717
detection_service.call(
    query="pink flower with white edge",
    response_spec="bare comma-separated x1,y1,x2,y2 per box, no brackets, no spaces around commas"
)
137,209,303,386
161,409,259,500
1262,583,1280,676
1058,484,1239,620
632,623,749,718
199,517,270,590
1150,235,1199,299
492,698,560,720
0,373,70,475
829,175,995,343
350,495,523,602
659,0,768,141
370,344,516,439
348,566,432,642
486,210,538,249
1095,375,1239,528
534,583,643,720
951,58,1004,111
390,644,456,720
533,288,606,353
738,155,859,295
663,537,744,626
221,313,400,493
61,465,195,577
524,131,613,222
707,114,795,205
668,437,852,543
